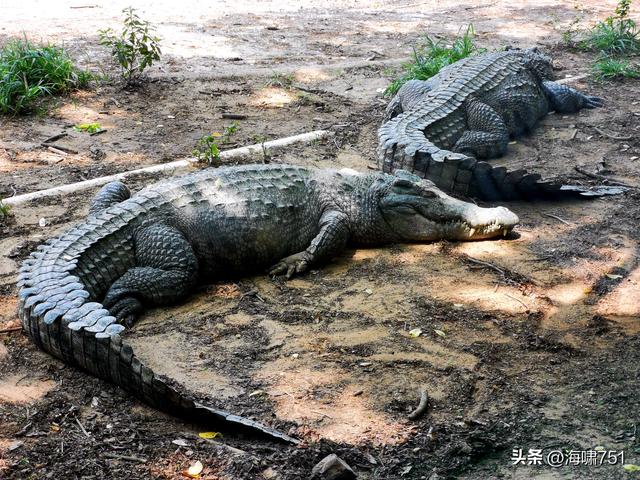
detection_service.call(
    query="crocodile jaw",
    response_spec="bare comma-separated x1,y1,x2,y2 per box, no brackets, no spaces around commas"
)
435,205,519,241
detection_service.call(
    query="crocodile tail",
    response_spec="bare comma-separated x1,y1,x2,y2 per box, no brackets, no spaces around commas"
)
17,205,298,444
377,128,627,200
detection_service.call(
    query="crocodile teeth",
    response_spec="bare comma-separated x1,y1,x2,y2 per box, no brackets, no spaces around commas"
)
468,228,476,237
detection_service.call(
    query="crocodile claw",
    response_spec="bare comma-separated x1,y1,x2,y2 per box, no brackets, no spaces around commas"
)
583,95,604,108
269,252,309,279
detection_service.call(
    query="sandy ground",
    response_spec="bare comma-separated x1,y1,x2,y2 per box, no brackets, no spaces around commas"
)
1,1,639,479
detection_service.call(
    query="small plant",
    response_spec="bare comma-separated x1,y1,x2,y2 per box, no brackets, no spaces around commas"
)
0,200,12,220
384,25,486,96
593,55,640,78
581,0,639,54
99,7,161,82
0,37,92,114
192,122,240,166
74,122,103,133
264,72,294,89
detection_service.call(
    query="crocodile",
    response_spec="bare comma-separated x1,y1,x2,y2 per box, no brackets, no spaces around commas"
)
17,164,519,443
379,48,625,200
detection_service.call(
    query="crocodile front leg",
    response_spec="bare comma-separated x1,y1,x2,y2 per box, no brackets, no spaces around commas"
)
541,80,603,113
103,223,198,327
453,97,510,159
269,210,349,279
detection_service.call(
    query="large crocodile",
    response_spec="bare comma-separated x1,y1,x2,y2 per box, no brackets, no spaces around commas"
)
17,164,518,442
379,48,625,200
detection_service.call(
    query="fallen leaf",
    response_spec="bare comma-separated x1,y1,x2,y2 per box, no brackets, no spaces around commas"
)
434,329,446,338
172,438,190,447
359,362,372,367
184,460,203,478
623,464,640,472
408,328,422,337
605,274,623,280
249,390,264,397
198,431,222,439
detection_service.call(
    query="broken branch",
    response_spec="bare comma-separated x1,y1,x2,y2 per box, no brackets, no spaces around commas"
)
408,387,429,420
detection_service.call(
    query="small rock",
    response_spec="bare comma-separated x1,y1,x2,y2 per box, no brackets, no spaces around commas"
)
311,454,356,480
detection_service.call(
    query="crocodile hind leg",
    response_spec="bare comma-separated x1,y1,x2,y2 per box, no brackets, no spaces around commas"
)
453,98,510,159
89,181,131,215
541,80,603,113
103,223,198,327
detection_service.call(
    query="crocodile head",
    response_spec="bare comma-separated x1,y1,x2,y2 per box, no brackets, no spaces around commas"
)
522,47,554,81
376,171,519,241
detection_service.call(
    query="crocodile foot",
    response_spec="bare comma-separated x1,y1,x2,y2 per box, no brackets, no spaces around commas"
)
269,252,310,279
103,291,143,328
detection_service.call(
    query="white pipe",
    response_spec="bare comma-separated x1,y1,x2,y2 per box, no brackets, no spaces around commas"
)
3,130,332,207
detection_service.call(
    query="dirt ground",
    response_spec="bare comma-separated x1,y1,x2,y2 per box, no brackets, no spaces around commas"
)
1,0,639,479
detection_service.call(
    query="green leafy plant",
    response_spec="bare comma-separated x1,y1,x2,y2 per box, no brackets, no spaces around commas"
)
192,122,240,166
0,37,91,114
384,25,486,96
264,72,294,89
74,122,103,133
593,55,640,78
0,200,12,220
581,0,639,54
99,7,161,82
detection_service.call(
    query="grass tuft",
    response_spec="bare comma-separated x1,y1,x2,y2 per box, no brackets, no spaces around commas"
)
0,200,11,220
384,25,485,96
0,37,92,115
592,55,640,79
580,0,640,54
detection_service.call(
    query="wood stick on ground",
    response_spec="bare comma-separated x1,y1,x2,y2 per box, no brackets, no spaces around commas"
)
504,293,529,311
594,127,633,141
542,212,571,225
0,326,22,334
573,166,636,189
465,256,505,275
42,133,68,144
103,453,148,462
5,130,332,208
74,416,91,438
40,143,78,154
221,113,248,120
408,387,429,420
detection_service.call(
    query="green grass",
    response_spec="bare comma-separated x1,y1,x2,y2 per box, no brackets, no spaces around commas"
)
0,37,92,114
384,25,486,96
593,55,640,78
0,200,11,220
581,17,640,54
192,121,240,166
580,0,640,54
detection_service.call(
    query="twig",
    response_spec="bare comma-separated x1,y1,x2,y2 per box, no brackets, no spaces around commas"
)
90,129,107,136
0,326,22,334
42,133,68,144
74,416,91,438
573,166,635,189
465,256,505,275
40,143,78,154
408,387,429,420
46,146,69,156
103,453,148,462
542,212,571,225
504,293,529,310
594,127,632,141
221,113,248,120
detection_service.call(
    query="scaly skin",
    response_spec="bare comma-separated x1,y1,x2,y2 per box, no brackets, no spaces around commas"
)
378,49,624,200
17,164,518,442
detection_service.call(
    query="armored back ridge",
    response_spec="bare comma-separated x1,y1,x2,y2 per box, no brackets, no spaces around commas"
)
378,49,625,200
17,164,520,441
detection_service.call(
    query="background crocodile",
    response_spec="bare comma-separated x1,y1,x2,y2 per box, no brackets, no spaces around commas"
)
16,164,518,443
378,48,625,200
